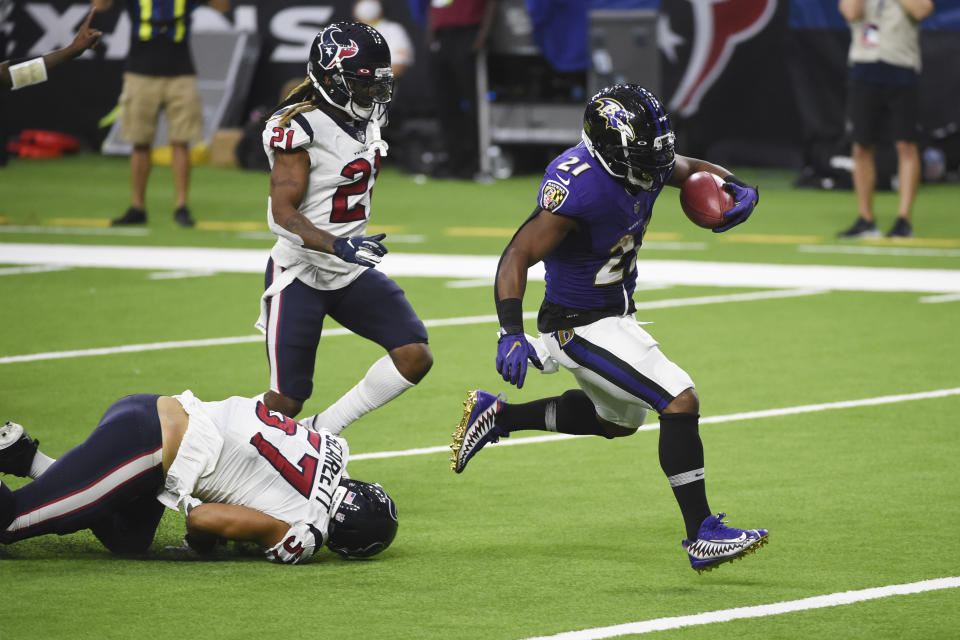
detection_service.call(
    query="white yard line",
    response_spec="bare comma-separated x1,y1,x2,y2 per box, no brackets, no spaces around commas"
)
799,244,960,258
148,270,217,280
0,265,70,276
0,335,267,364
349,387,960,461
641,241,708,251
445,278,496,289
517,577,960,640
632,287,826,309
0,226,149,237
1,243,959,292
919,292,960,304
0,289,824,364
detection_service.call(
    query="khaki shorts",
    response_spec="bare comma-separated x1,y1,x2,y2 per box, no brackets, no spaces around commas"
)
120,72,203,145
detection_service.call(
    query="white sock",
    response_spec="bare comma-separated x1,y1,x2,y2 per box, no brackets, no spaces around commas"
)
30,450,55,479
313,356,415,435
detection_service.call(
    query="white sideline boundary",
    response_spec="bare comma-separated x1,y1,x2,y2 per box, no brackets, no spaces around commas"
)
2,243,960,292
517,577,960,640
0,288,825,365
350,387,960,461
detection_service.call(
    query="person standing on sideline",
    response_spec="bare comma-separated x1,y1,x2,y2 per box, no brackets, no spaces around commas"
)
450,84,767,574
427,0,497,179
353,0,415,79
837,0,934,239
256,23,433,432
93,0,230,228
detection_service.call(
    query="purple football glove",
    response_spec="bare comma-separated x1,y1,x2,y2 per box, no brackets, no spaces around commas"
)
714,178,758,233
496,332,543,389
333,233,388,267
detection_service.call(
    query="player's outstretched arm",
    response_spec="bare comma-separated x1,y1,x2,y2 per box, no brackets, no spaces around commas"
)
494,209,576,388
1,7,101,89
186,503,289,549
187,503,322,564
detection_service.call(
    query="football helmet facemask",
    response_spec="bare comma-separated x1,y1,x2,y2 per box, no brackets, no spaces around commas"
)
582,84,676,192
307,21,394,122
326,478,398,558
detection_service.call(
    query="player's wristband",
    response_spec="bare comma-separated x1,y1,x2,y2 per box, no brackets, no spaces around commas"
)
495,298,524,336
9,57,48,90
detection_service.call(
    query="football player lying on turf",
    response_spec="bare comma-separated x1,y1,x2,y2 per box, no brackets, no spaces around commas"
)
0,392,397,563
449,84,767,574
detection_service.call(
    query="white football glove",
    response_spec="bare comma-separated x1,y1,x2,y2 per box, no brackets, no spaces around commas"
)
264,522,322,565
526,333,559,374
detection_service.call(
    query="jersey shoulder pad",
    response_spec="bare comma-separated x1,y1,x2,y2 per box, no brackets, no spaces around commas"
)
263,110,316,152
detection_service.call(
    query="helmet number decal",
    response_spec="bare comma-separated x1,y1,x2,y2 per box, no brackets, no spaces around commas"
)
331,151,381,223
269,126,295,151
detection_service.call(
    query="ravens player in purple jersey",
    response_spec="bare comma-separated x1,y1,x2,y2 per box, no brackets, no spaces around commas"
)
450,84,768,573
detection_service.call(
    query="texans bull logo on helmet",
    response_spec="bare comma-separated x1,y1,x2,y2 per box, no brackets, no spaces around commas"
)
317,25,360,70
594,98,636,141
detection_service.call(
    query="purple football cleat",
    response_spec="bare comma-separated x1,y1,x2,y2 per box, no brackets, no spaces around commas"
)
450,390,507,474
682,513,769,574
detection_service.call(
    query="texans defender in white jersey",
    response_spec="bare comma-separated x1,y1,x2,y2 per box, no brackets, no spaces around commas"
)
0,393,397,563
256,21,432,430
450,84,769,574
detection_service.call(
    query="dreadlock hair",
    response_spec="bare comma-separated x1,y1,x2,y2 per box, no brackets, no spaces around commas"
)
268,77,321,127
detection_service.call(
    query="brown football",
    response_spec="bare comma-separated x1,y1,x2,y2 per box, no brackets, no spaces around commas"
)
679,172,733,229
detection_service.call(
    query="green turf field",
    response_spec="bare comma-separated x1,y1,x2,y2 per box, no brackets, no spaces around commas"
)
1,155,958,639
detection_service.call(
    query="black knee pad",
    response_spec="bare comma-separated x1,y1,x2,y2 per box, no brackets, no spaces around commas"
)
556,390,635,439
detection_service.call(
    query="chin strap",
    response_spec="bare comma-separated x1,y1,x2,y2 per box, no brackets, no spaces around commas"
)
619,128,639,187
582,130,620,180
369,117,389,157
584,129,651,189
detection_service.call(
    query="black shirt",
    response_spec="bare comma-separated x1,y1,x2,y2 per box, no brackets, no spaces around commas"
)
124,0,199,76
